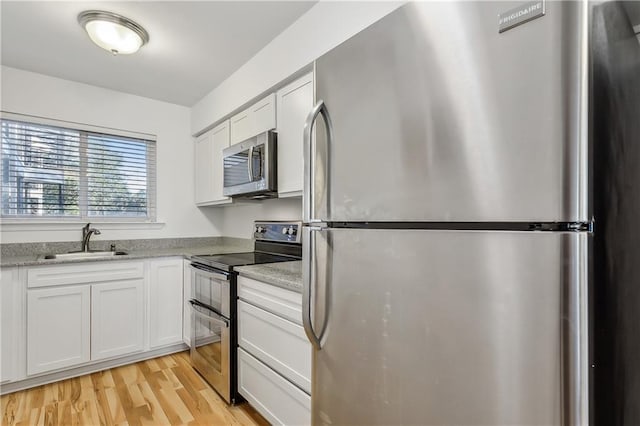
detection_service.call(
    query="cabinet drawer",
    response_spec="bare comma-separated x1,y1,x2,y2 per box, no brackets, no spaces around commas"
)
238,276,302,325
28,260,144,288
238,348,311,426
238,300,311,393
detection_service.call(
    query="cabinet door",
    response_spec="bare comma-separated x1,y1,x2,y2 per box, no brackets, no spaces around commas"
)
1,268,24,383
195,129,215,204
211,120,231,204
195,121,232,206
276,72,314,197
183,259,192,347
149,258,184,349
230,93,276,144
250,93,276,137
27,285,91,375
230,107,252,145
91,280,144,361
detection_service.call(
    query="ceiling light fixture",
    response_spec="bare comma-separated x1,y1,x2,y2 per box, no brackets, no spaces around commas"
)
78,10,149,55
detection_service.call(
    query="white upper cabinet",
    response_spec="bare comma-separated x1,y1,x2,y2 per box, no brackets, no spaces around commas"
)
148,258,184,349
276,72,314,197
230,93,276,145
195,120,232,206
91,279,145,361
194,129,215,204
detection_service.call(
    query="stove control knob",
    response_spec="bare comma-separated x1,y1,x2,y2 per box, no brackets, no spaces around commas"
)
287,226,297,236
256,226,266,234
282,227,288,235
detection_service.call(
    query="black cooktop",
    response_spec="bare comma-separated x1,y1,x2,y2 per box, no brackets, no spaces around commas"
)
190,251,299,272
191,221,302,272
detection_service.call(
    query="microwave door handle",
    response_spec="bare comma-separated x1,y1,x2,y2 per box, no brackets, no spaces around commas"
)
248,145,254,182
257,144,263,178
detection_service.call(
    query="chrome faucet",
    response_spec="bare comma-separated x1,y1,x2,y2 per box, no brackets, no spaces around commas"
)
81,223,101,252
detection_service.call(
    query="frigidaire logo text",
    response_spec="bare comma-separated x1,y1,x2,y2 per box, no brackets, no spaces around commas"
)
498,0,545,33
499,2,542,25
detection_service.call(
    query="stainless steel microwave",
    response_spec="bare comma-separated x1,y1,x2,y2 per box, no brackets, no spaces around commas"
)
222,131,277,198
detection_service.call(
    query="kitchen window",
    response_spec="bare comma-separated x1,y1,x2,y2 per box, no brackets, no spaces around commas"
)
0,115,156,221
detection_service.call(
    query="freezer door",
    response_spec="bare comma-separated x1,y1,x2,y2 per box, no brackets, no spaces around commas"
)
305,228,589,425
311,1,589,222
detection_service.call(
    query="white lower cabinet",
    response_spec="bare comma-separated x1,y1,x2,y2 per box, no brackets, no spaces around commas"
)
21,257,184,381
91,279,144,361
148,258,184,348
239,348,311,426
1,267,24,383
238,276,311,425
238,300,311,393
27,285,91,375
183,259,192,347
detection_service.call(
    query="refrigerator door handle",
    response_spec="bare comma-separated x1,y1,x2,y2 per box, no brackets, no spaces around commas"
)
303,99,333,223
303,226,324,349
562,233,589,425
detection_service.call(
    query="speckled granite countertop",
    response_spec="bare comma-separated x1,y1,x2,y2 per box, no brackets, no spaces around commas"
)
235,261,302,293
0,237,253,267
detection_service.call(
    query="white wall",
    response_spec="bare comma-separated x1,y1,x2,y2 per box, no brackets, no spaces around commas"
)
218,198,302,239
0,66,224,243
191,1,402,135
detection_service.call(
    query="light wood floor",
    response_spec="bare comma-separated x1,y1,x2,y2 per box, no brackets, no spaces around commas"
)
1,351,269,426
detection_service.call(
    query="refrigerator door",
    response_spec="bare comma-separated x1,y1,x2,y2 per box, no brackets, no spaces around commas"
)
304,228,589,425
310,1,589,223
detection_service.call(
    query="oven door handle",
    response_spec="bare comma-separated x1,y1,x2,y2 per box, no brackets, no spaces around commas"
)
189,300,229,328
189,263,230,281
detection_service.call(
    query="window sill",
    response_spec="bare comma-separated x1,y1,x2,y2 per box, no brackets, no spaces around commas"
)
0,221,166,232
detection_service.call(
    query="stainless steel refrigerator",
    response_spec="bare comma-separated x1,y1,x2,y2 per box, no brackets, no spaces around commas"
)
301,1,640,424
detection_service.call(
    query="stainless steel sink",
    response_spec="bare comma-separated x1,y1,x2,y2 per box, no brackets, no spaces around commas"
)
42,251,128,260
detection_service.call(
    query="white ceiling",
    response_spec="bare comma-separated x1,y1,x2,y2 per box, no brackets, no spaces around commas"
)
1,1,316,106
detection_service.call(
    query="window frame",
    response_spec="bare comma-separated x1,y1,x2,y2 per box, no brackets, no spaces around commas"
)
0,112,157,223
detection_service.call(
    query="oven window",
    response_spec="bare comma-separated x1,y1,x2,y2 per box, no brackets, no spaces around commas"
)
192,304,224,375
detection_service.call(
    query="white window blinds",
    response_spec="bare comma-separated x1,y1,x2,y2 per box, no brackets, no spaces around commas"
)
1,117,156,220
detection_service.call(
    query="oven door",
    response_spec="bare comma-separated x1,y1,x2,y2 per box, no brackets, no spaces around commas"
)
190,300,231,403
190,263,230,318
223,131,277,197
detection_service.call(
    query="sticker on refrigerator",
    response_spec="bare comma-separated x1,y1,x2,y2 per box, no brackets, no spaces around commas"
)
498,0,546,33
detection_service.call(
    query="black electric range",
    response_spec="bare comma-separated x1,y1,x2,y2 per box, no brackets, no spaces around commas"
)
190,221,302,272
187,221,301,405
